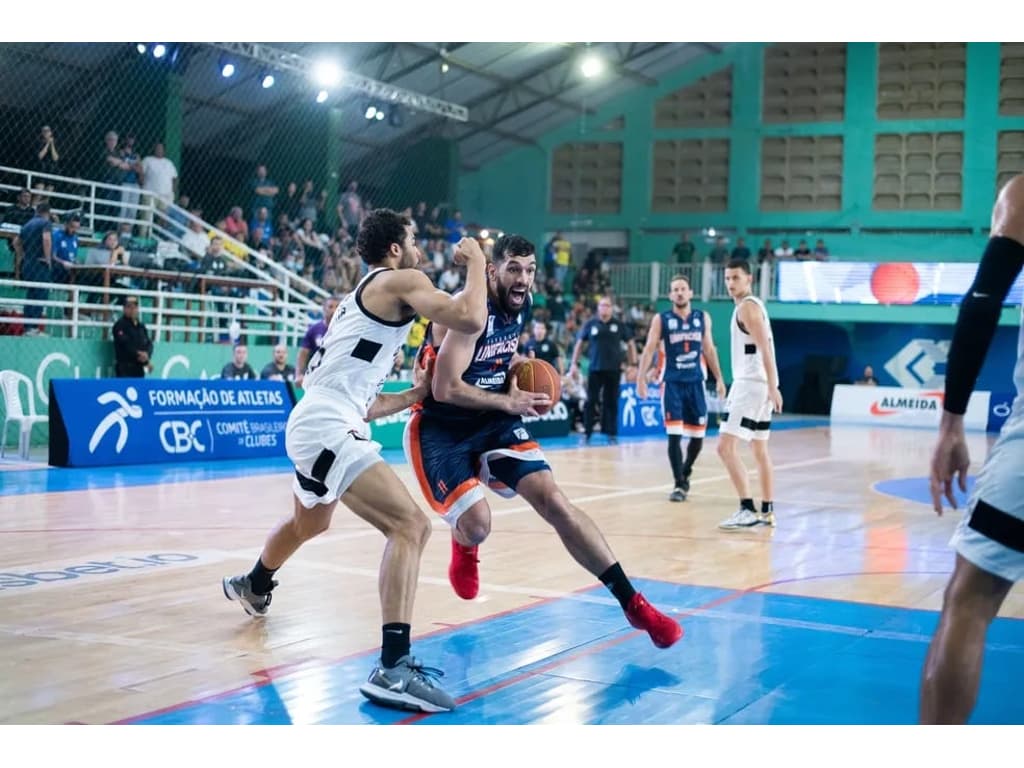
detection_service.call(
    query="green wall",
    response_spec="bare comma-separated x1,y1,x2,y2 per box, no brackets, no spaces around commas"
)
458,42,1023,264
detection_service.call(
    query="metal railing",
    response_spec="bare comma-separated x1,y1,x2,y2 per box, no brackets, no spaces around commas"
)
605,260,777,304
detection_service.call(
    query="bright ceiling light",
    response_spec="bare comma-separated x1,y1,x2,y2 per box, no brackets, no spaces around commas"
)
260,72,275,89
479,229,490,239
580,53,604,79
316,90,329,104
312,59,342,87
365,105,378,120
152,44,167,59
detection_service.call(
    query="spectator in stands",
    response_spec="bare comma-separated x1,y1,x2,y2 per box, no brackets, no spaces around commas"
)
249,207,273,249
250,164,279,218
168,192,191,237
552,232,572,287
260,344,296,382
413,201,429,245
321,263,341,294
200,236,229,275
794,239,813,260
51,213,81,282
709,236,730,264
280,181,300,226
296,217,325,275
338,180,363,239
221,344,257,380
757,238,774,264
98,230,129,266
562,367,587,433
438,262,462,293
295,295,340,388
856,365,879,386
180,214,211,260
814,239,830,260
141,141,178,208
338,247,361,293
220,206,249,244
546,283,568,345
98,130,128,221
731,237,752,262
3,189,35,228
774,239,795,259
273,225,303,266
672,232,696,265
119,134,144,226
35,125,60,187
525,320,564,374
112,296,154,377
12,201,53,335
444,209,466,247
298,180,319,226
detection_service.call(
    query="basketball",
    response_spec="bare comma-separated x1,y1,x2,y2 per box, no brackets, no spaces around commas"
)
511,359,561,415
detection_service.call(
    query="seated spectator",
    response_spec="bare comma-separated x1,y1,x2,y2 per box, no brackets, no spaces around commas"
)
200,236,230,275
438,263,461,293
814,239,830,260
180,214,211,260
856,365,879,386
220,206,249,244
96,230,129,266
794,239,813,260
561,368,587,433
168,193,191,237
3,189,35,228
273,225,303,264
774,240,795,260
731,237,751,262
221,344,257,380
249,207,273,248
260,344,295,382
757,239,774,264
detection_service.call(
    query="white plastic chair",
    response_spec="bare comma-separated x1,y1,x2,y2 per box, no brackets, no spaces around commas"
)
0,370,47,460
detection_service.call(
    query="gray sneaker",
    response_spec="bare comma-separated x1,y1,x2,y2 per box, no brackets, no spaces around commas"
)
669,487,687,502
718,508,760,530
359,655,456,713
222,574,274,617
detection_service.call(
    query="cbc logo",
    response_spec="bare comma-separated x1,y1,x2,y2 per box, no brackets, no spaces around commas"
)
159,420,207,454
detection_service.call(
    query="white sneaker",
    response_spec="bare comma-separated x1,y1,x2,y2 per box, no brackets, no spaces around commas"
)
718,508,760,530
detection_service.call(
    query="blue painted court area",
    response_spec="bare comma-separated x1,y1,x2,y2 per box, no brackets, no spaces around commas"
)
121,578,1024,725
874,475,978,509
0,418,829,497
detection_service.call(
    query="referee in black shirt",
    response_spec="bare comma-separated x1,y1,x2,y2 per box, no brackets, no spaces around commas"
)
570,296,636,444
112,296,154,377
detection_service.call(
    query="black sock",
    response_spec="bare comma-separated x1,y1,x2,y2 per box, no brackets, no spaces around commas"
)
381,623,411,668
740,498,756,512
667,435,684,486
599,562,637,610
682,437,704,476
247,557,278,595
761,500,774,515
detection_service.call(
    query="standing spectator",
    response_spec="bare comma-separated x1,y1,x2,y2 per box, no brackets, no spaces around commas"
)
3,188,35,228
757,238,774,265
794,239,813,260
250,164,279,219
570,295,637,444
119,134,143,225
552,231,572,287
671,232,696,265
51,213,81,283
35,125,60,186
814,239,830,260
773,240,795,260
112,296,154,377
546,283,568,345
280,181,300,226
708,236,730,264
260,344,296,382
295,295,341,388
97,130,127,223
221,344,257,380
141,141,178,208
249,207,273,248
12,202,53,334
168,192,191,237
731,237,752,262
298,180,319,226
338,180,363,239
444,209,466,247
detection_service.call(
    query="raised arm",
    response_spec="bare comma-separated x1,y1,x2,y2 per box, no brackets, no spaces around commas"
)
389,237,487,334
635,313,662,399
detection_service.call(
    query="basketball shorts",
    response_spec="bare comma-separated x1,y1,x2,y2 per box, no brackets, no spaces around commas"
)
286,390,383,508
950,411,1024,582
661,379,708,438
720,380,772,442
404,410,550,527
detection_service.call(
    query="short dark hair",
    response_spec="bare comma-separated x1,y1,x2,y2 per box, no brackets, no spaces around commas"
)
669,274,690,287
357,208,410,265
492,234,535,264
35,202,50,216
726,259,751,274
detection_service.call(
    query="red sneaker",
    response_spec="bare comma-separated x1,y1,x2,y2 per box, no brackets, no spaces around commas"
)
625,593,683,648
448,537,480,600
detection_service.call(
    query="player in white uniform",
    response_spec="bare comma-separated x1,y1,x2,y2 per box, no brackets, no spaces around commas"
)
222,209,488,714
716,259,783,530
921,175,1024,723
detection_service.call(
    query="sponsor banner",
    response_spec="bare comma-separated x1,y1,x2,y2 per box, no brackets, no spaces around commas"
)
49,378,295,467
777,261,1024,306
619,383,664,437
521,399,572,439
0,551,224,596
830,384,990,430
987,393,1017,433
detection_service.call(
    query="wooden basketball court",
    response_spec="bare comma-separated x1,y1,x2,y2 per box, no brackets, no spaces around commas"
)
1,421,1021,724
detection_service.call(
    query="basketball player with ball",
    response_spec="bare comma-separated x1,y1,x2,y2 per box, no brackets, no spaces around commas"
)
405,234,682,649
